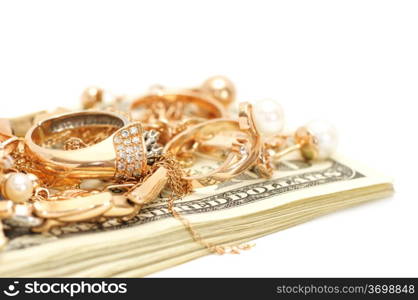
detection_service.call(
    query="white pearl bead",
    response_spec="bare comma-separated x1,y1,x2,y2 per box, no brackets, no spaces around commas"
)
253,99,285,136
305,120,338,160
3,173,34,203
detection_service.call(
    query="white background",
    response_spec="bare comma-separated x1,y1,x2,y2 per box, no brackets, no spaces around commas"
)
0,0,416,277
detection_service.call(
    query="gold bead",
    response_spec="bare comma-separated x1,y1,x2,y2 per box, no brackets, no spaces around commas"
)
295,127,318,161
201,76,236,107
81,87,103,109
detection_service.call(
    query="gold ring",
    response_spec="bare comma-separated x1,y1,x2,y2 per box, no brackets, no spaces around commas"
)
24,111,161,186
130,89,227,143
164,103,262,188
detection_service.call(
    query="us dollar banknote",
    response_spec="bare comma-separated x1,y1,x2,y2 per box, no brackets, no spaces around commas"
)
0,155,393,277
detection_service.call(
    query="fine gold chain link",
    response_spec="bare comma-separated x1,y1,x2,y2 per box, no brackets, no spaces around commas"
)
155,153,254,255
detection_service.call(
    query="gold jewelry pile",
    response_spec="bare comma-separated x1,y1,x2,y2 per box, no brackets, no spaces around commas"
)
0,76,338,254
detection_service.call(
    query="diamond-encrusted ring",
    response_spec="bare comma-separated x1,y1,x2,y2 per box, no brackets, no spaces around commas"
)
24,111,133,187
113,122,162,179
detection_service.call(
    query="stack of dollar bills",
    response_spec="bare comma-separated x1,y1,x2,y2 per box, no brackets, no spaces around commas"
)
0,155,393,277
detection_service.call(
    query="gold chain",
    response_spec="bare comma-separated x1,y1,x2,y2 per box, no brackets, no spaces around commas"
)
156,153,254,255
